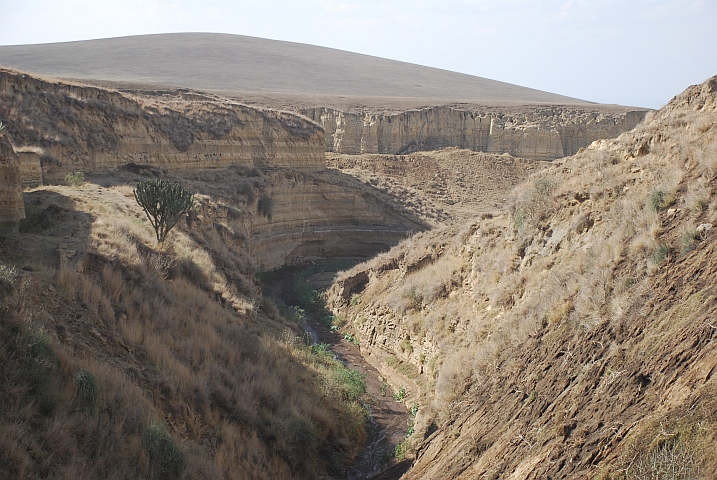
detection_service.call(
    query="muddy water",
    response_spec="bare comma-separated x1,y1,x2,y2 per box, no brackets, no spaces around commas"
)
262,267,411,480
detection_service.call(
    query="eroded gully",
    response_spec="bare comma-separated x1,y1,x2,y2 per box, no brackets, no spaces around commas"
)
261,266,412,480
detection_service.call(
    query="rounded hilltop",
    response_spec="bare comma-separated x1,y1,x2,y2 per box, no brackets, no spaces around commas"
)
0,32,591,105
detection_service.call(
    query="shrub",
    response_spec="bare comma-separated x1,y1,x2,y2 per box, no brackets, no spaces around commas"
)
64,171,85,187
134,179,194,243
628,441,699,480
333,368,366,401
0,262,17,306
237,180,256,204
648,189,671,212
394,440,413,460
285,417,319,462
510,177,556,231
403,286,422,311
393,387,408,401
22,328,60,415
653,244,671,264
141,423,185,480
681,230,700,254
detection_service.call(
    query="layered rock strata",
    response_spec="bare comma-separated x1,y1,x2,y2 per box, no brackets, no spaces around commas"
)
0,69,325,182
0,138,25,229
185,168,428,271
300,106,649,160
16,149,42,188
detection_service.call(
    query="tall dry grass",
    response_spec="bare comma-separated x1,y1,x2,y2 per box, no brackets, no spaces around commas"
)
327,76,717,473
0,181,367,479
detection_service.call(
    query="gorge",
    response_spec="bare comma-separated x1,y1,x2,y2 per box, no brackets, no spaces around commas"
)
2,60,715,480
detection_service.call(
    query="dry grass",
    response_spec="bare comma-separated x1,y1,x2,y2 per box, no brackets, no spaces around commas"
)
0,180,368,478
326,76,717,476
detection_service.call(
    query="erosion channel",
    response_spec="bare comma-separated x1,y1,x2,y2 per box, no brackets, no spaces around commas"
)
261,262,414,480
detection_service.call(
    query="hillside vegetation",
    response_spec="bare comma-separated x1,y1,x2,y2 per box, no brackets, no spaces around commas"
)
0,175,370,479
327,75,717,478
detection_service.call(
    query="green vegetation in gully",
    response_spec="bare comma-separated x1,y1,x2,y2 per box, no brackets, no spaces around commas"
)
292,259,358,333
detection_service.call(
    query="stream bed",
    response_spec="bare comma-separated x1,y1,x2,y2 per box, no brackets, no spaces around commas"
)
261,264,412,480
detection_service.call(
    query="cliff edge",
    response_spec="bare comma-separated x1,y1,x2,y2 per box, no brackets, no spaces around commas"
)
0,137,24,230
0,69,326,182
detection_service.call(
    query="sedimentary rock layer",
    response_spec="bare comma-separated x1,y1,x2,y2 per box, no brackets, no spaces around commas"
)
300,106,648,160
0,69,325,181
251,171,426,269
0,138,25,229
182,168,428,270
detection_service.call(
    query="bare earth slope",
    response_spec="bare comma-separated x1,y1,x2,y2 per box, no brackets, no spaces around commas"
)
0,33,588,104
327,149,548,225
327,75,717,478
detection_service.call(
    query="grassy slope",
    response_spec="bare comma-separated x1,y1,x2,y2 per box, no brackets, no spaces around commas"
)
0,33,589,104
328,76,717,478
0,178,368,479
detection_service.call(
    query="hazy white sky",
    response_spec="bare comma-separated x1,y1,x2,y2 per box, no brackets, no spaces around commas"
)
1,0,715,108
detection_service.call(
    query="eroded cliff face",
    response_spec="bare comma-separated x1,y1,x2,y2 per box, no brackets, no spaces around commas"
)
179,167,429,271
0,69,325,182
0,138,24,229
301,106,648,161
325,75,717,479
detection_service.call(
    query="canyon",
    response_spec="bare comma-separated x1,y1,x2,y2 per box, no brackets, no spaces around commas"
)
327,75,717,479
2,59,715,480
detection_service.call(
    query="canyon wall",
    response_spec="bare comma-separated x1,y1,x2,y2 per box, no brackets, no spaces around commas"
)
0,69,326,182
0,138,24,230
250,171,426,269
186,168,428,271
300,106,648,161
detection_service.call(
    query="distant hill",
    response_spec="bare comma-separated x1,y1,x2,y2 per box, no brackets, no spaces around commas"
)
0,33,590,104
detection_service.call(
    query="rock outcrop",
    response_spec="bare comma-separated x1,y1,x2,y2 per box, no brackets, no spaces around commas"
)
15,148,42,188
0,69,325,182
184,168,429,271
301,106,648,160
0,138,24,230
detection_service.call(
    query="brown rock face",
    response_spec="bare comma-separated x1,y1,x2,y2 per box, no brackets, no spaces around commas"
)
301,106,648,160
0,69,325,182
16,149,42,188
183,168,429,270
0,138,25,230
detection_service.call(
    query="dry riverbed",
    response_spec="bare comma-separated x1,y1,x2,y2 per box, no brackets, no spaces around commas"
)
261,263,413,480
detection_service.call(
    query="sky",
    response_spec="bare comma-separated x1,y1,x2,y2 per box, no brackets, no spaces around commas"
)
0,0,715,108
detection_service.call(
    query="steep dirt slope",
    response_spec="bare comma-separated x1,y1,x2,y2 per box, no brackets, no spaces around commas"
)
0,173,388,479
328,149,548,225
327,76,717,478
